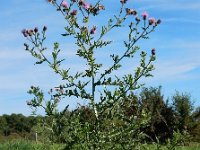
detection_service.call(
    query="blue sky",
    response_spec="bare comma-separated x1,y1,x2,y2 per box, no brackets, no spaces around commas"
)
0,0,200,115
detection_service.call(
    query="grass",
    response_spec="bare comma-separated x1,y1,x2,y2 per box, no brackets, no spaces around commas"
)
0,140,199,150
145,143,200,150
0,140,64,150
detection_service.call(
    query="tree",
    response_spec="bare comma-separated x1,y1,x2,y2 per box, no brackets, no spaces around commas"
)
189,106,200,141
0,116,8,136
139,86,176,142
172,92,193,132
22,0,161,148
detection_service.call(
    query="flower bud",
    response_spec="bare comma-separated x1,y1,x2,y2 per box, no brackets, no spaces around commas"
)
47,0,54,3
43,26,47,31
120,0,128,4
28,29,33,36
61,1,68,8
26,100,32,106
135,17,140,22
21,29,28,37
151,48,156,55
98,5,105,10
90,26,96,34
149,17,156,25
70,10,77,15
34,27,38,33
157,19,161,24
141,11,149,20
126,8,137,16
78,0,84,6
84,3,90,10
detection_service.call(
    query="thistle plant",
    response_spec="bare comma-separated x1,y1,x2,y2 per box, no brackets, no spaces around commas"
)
22,0,161,148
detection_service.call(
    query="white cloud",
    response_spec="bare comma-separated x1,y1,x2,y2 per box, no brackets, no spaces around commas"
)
163,18,200,24
153,61,200,81
136,1,200,11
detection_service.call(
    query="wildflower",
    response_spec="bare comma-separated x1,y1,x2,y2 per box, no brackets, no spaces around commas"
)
43,26,47,31
84,3,90,10
149,17,156,25
61,1,68,8
141,11,149,20
22,29,28,37
27,29,33,36
26,100,32,106
135,17,140,22
90,26,96,34
120,0,128,4
126,8,137,16
157,19,161,25
98,5,105,10
47,0,54,3
34,27,38,33
151,48,156,55
70,10,77,15
78,0,84,6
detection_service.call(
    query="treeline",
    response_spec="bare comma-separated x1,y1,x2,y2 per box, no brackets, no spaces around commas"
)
0,114,39,141
0,86,200,143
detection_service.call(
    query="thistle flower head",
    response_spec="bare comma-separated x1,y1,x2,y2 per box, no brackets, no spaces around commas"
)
43,26,47,31
141,11,149,20
84,3,90,10
90,26,96,34
98,5,105,10
47,0,55,3
120,0,128,5
26,100,32,106
61,1,68,8
149,17,156,25
34,27,38,33
78,0,84,5
70,10,77,15
126,8,137,16
157,19,161,25
27,29,33,36
22,29,28,37
151,48,156,55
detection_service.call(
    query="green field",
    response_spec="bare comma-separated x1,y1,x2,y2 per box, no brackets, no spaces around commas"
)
0,140,199,150
0,140,64,150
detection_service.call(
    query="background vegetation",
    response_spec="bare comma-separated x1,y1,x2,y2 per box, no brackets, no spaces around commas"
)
1,87,200,149
1,0,200,149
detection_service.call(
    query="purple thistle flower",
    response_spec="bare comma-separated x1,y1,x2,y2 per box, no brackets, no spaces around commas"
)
43,26,47,31
149,17,156,25
26,100,32,106
135,17,140,22
61,1,68,8
70,10,77,15
120,0,128,4
21,29,28,37
157,19,161,25
78,0,84,6
47,0,54,3
34,27,38,33
98,5,105,10
84,3,90,10
90,26,96,34
27,29,33,36
141,11,149,20
126,8,137,16
151,48,156,55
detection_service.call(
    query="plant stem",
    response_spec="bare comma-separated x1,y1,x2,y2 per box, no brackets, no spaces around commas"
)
91,63,99,120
